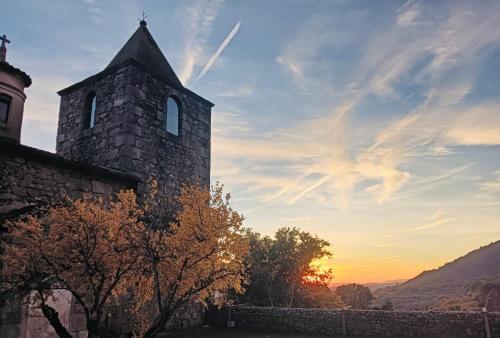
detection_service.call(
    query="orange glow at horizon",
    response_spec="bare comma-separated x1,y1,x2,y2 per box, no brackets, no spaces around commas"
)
331,263,418,284
306,252,420,285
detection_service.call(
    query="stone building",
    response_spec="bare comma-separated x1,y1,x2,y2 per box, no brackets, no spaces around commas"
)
0,20,213,338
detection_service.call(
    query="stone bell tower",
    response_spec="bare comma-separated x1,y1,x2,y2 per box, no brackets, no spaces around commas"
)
55,21,213,193
0,34,32,143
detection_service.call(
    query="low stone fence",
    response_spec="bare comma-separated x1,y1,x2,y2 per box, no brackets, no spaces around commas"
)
219,306,500,338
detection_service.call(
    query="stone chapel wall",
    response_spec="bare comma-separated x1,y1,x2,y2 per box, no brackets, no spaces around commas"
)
0,138,138,218
0,138,138,338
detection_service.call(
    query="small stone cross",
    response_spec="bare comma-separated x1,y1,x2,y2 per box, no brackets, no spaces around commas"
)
0,34,10,62
0,34,10,48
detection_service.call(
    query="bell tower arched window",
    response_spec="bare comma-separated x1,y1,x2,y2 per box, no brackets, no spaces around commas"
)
0,94,12,123
165,96,180,136
83,92,97,129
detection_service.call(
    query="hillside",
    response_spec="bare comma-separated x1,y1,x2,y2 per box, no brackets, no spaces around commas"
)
374,241,500,311
364,279,407,291
332,279,407,292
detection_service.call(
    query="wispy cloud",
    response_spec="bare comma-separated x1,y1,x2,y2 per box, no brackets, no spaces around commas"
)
81,0,104,24
215,1,500,212
275,14,341,93
446,103,500,145
478,170,500,199
396,1,420,28
193,20,241,84
410,210,454,232
177,0,224,85
216,82,254,97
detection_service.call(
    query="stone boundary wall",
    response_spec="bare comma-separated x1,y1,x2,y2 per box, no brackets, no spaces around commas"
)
228,306,500,338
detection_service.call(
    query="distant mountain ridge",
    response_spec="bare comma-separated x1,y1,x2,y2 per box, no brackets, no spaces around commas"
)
374,240,500,311
332,279,407,291
364,279,407,291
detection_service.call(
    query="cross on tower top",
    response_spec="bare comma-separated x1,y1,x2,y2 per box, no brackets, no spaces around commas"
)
0,34,10,62
139,11,147,26
0,34,10,47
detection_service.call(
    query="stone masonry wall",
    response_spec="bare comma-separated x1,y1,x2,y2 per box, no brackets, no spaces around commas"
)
228,306,500,338
56,62,211,196
0,140,138,218
0,140,139,338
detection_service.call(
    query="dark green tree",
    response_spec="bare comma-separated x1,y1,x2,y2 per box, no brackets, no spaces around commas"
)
334,283,374,309
380,299,394,311
238,227,333,308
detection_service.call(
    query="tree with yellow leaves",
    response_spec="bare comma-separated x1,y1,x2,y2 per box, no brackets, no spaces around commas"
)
1,190,146,338
1,182,247,338
133,182,247,338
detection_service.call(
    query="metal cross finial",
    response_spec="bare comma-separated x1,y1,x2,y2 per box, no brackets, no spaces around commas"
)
0,34,10,62
0,34,10,48
139,11,148,26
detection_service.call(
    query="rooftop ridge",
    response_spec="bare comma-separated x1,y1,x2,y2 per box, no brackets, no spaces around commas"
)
106,22,182,87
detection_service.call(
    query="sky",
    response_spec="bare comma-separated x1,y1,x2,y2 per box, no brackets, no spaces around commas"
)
3,0,500,283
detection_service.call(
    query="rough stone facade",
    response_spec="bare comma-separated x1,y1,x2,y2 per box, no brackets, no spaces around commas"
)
227,306,500,338
56,60,212,195
23,289,87,338
0,139,139,338
105,300,204,336
0,138,139,218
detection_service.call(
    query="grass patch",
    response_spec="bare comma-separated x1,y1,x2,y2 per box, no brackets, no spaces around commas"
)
159,327,339,338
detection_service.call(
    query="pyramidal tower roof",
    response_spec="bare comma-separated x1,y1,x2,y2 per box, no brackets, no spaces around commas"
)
107,20,182,86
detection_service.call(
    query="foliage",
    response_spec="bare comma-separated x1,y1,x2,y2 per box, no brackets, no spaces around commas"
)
294,281,343,309
380,300,394,310
479,282,500,311
131,182,248,338
237,227,335,308
373,241,500,311
1,191,146,338
334,283,374,309
1,182,248,338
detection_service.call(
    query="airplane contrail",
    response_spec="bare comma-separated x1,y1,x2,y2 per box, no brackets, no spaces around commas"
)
193,20,241,84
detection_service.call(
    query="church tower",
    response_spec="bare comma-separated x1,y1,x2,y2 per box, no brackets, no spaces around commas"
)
0,34,32,143
56,21,213,193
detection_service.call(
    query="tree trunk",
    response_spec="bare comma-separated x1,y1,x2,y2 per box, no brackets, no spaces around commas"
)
287,281,296,308
86,319,100,338
267,289,274,307
41,304,72,338
142,314,169,338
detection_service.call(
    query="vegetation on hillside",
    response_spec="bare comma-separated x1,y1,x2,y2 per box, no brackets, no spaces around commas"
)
374,241,500,311
334,283,374,309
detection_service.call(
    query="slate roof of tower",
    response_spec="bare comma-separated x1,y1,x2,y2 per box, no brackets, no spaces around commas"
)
107,21,182,87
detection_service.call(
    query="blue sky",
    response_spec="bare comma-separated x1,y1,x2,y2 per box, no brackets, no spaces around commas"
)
4,0,500,282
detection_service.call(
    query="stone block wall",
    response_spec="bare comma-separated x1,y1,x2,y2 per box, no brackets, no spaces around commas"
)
0,139,138,338
104,299,203,337
56,61,212,195
228,306,500,338
0,138,138,219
